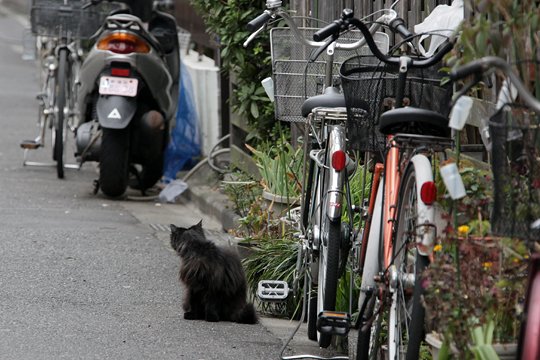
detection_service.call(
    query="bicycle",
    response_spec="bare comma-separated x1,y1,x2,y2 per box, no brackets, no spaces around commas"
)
309,10,456,359
245,2,431,359
448,56,540,360
20,0,109,178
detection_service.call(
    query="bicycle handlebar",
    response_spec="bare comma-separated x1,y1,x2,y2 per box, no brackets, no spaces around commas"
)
246,11,273,32
450,56,540,113
244,6,397,51
337,16,454,69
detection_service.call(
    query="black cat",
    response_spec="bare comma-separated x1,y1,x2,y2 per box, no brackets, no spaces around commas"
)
170,221,258,324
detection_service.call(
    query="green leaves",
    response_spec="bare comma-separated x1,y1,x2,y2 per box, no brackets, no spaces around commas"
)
190,0,274,135
245,137,303,198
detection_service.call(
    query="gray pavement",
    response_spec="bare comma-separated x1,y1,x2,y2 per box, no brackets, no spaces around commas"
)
0,2,352,359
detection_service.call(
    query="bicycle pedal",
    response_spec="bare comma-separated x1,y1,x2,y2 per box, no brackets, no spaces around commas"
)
257,280,289,301
316,311,351,336
20,140,41,149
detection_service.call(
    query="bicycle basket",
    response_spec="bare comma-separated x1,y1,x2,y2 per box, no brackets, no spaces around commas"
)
270,26,389,123
30,0,112,39
489,105,540,240
340,57,451,152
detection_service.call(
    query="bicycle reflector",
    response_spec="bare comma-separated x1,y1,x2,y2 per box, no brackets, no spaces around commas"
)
420,181,437,205
331,150,346,171
97,33,150,54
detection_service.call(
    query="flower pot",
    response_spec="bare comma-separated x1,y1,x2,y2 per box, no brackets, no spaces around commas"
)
425,332,517,360
262,190,300,217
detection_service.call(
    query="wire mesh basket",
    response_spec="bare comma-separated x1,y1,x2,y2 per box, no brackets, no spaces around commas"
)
339,57,452,152
30,0,111,39
489,105,540,240
270,26,389,123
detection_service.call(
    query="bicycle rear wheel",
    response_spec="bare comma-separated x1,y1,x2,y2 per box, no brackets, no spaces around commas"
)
305,155,342,348
54,48,68,179
316,214,341,348
388,162,429,360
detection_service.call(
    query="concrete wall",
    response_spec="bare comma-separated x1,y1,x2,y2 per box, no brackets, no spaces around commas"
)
2,0,29,14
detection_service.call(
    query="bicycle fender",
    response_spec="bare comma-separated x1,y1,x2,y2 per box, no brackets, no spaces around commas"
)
96,96,137,129
410,154,436,256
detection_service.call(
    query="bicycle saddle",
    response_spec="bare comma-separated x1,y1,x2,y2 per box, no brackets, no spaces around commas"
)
301,87,347,117
379,107,450,137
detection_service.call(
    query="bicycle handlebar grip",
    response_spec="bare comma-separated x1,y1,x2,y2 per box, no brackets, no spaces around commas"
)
389,18,413,39
313,21,341,42
246,11,273,33
449,61,484,81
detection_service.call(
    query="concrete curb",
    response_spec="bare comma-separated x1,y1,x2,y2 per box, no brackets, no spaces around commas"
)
181,184,241,233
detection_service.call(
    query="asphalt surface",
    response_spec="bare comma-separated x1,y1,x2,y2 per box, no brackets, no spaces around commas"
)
0,3,351,359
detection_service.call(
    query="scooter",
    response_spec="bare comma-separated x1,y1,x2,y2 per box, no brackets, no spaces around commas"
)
77,0,179,197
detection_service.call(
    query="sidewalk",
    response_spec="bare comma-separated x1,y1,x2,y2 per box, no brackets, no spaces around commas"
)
176,159,351,359
1,0,351,355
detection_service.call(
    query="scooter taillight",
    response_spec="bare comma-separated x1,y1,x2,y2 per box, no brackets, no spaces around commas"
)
97,33,150,54
111,67,131,77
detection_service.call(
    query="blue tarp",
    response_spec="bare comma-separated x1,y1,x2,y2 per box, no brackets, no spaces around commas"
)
162,60,201,182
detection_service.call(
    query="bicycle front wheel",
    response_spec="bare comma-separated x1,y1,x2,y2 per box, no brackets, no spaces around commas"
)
54,48,68,179
388,162,429,360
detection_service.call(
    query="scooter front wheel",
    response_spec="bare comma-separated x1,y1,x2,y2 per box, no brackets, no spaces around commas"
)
99,128,130,197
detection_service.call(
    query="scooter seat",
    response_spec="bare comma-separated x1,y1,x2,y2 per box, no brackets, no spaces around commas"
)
301,87,346,117
379,107,450,137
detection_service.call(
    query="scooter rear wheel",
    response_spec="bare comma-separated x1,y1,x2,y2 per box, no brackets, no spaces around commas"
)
100,128,130,197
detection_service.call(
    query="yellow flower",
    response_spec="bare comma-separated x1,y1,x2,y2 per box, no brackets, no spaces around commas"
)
458,225,470,236
482,261,493,269
433,244,443,252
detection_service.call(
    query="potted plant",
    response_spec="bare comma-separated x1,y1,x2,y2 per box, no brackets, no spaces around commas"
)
245,137,303,216
423,159,529,359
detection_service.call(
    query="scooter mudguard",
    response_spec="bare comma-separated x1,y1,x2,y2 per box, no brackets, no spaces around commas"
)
96,95,137,129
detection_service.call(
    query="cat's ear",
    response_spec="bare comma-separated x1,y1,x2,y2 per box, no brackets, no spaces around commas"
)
170,224,178,233
195,220,203,228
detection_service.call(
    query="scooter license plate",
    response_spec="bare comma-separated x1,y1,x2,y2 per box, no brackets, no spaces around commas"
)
99,76,138,97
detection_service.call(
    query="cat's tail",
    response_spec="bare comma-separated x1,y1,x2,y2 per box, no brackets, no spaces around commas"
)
234,303,258,324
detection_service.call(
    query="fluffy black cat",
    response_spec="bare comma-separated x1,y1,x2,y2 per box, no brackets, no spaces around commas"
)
170,220,258,324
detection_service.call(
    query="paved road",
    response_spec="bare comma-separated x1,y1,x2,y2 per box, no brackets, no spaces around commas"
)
0,5,287,360
0,4,352,359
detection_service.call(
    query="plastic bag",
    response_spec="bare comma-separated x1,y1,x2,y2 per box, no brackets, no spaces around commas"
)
159,179,188,203
162,58,201,182
414,0,464,57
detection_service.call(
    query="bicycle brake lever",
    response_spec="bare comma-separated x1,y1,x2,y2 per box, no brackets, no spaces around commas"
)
308,34,337,63
243,25,266,48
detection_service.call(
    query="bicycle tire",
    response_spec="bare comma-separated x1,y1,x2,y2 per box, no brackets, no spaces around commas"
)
307,292,317,341
389,163,429,360
54,48,68,179
355,182,384,360
520,266,540,360
316,215,341,348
